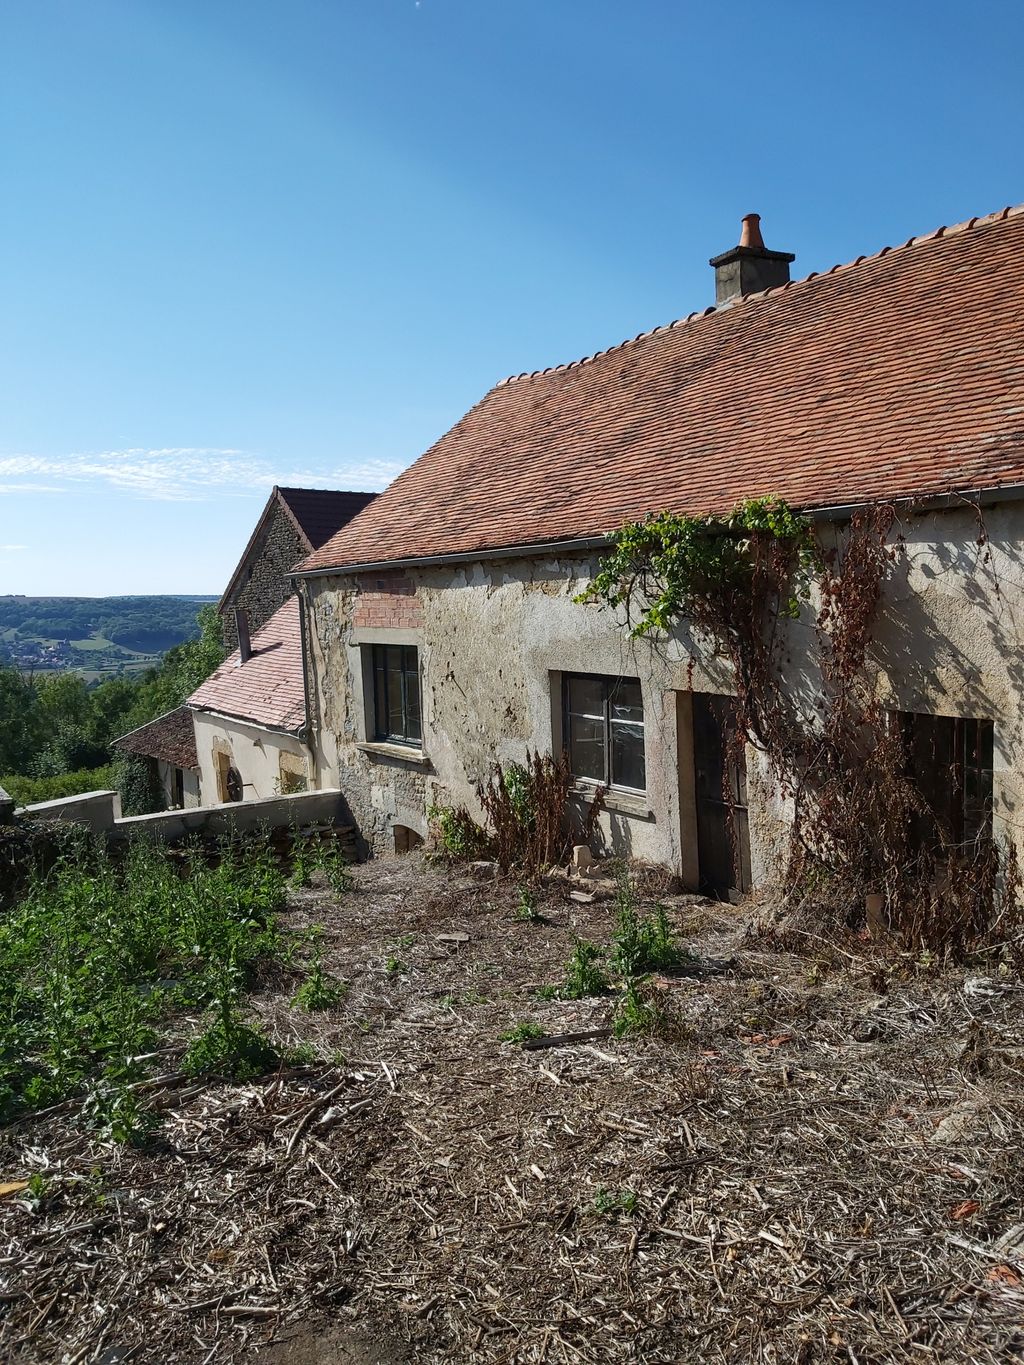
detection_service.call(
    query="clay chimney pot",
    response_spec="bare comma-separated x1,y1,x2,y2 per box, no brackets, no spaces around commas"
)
739,213,765,250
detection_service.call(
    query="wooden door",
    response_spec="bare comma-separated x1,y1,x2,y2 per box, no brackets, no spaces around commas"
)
692,693,752,900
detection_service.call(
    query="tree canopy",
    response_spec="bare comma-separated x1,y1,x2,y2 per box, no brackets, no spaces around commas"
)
0,605,225,789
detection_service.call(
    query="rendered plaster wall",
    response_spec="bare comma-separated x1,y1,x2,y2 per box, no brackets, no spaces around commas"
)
192,712,312,804
303,501,1024,881
155,759,201,809
22,790,122,830
221,502,306,649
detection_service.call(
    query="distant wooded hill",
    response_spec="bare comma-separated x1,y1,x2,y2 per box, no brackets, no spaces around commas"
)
0,595,218,654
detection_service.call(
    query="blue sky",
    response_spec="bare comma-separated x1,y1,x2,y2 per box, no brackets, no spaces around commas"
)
2,0,1022,595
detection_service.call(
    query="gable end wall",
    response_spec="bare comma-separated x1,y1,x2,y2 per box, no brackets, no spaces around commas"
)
222,502,306,649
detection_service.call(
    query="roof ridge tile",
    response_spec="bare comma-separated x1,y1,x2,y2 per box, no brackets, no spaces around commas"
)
496,203,1024,386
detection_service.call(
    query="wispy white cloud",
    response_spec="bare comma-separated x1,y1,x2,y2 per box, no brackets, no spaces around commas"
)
0,544,28,551
0,449,406,501
0,482,68,494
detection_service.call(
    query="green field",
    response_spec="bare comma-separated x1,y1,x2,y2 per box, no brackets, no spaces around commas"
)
0,596,216,680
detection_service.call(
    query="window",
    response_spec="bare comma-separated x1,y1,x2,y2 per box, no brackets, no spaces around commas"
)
898,712,994,851
563,673,645,792
373,644,421,746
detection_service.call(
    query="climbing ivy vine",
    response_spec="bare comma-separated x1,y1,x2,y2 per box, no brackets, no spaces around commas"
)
577,498,819,751
578,497,1020,956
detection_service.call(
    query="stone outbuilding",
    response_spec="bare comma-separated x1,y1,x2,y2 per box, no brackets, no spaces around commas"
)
292,205,1024,894
219,485,376,650
187,597,312,802
112,707,201,810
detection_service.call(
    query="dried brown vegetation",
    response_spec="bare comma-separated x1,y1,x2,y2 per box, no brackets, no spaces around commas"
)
585,501,1021,956
1,855,1021,1363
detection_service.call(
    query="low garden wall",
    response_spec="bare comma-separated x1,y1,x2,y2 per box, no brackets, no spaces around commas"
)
20,789,122,832
111,788,352,843
17,788,355,846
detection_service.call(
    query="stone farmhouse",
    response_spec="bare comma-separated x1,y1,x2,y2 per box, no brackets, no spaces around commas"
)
114,486,374,808
219,485,376,650
290,205,1024,894
184,488,376,804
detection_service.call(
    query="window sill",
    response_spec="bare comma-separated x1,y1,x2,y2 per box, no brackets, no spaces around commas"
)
357,741,431,769
570,781,653,820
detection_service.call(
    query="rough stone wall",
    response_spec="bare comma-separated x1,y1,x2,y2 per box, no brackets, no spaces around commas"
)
302,502,1024,883
221,502,306,649
302,576,428,858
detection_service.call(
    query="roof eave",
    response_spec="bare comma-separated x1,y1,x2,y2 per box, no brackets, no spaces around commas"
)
187,703,307,738
290,481,1024,581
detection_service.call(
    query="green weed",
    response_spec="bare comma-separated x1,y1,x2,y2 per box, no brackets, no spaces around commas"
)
25,1172,49,1211
499,1020,545,1043
291,932,347,1012
514,885,543,924
426,804,487,863
284,1042,319,1066
0,833,288,1125
613,976,663,1038
561,938,610,999
592,1186,639,1216
81,1080,160,1147
183,1012,280,1081
315,842,354,895
610,874,686,975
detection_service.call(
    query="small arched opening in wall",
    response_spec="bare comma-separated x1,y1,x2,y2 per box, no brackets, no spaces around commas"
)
393,824,424,854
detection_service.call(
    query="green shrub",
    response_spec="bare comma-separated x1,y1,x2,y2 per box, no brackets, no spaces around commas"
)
114,753,165,816
476,751,573,875
1,765,116,808
426,803,488,863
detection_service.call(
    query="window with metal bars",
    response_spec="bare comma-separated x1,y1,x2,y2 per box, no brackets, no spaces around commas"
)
372,644,422,746
897,712,994,851
563,673,645,793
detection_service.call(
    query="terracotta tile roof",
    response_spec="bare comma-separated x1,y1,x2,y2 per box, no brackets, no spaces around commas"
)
188,597,305,732
301,205,1024,574
276,487,378,552
113,707,198,770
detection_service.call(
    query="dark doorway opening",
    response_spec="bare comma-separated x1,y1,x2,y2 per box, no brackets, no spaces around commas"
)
692,693,752,901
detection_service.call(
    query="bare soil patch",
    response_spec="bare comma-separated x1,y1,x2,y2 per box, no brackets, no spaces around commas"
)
2,854,1022,1362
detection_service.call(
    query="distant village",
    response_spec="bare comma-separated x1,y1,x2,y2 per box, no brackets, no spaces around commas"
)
3,635,158,676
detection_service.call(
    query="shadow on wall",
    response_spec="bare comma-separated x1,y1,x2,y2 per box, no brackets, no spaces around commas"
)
870,523,1024,832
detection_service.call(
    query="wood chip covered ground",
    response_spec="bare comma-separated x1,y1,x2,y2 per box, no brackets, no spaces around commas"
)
2,855,1022,1363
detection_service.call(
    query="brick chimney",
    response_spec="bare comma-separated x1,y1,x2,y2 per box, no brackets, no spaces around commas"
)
234,607,252,664
710,214,795,306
